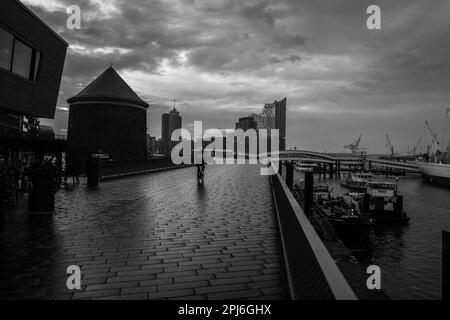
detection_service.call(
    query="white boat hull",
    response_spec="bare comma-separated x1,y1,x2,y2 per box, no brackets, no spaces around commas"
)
416,161,450,187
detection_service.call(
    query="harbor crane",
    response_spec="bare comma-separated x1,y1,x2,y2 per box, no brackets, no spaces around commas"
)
385,134,395,157
412,137,422,155
344,134,366,155
425,120,440,157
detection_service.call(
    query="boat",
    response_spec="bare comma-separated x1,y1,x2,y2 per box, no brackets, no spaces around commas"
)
416,160,450,187
340,172,373,192
416,114,450,187
294,162,316,172
293,182,373,242
316,194,374,234
349,181,409,224
313,185,374,231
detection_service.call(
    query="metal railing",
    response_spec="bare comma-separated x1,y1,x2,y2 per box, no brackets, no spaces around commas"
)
270,171,357,300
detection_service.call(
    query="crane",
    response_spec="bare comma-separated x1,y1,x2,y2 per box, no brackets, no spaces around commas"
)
344,134,366,155
385,134,394,157
412,137,422,155
425,120,440,158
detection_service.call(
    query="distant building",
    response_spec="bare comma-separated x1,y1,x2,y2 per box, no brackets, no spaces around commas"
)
147,135,156,155
235,116,256,131
234,97,287,152
259,98,286,150
274,98,287,151
161,106,182,154
66,66,149,168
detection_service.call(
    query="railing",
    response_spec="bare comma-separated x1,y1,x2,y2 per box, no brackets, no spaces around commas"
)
270,171,357,300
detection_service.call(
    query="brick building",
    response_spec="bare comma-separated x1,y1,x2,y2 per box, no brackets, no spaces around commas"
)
66,66,149,168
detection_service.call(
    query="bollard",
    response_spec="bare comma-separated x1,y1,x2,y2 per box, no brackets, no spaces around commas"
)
304,170,314,220
286,162,293,191
443,230,450,300
86,157,100,187
278,160,283,176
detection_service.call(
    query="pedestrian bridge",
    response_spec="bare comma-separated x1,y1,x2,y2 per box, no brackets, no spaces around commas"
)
278,150,420,173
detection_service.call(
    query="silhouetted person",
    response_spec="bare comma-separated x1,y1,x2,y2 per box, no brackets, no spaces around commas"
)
195,154,206,184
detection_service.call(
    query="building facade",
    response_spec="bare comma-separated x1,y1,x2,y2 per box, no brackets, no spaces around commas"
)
236,97,287,151
146,135,157,155
161,107,182,154
0,0,67,165
274,98,287,151
235,116,256,131
0,0,67,119
66,66,149,169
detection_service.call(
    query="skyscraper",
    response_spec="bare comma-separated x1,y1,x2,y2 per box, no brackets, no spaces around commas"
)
161,104,182,154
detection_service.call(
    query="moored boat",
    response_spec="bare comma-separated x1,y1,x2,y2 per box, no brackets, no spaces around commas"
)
316,192,374,234
340,172,373,192
416,160,450,187
349,180,409,224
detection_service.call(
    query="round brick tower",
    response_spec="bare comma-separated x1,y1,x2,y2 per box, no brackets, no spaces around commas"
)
66,66,149,169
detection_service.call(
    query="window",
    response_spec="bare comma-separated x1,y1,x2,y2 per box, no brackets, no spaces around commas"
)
0,26,41,81
0,27,13,70
33,51,40,80
12,39,32,78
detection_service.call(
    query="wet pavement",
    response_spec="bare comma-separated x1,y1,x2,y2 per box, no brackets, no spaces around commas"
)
0,164,289,300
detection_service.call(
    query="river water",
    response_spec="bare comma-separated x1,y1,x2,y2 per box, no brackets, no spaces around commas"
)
293,170,450,300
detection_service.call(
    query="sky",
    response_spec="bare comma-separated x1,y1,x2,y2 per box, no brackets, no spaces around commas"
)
23,0,450,154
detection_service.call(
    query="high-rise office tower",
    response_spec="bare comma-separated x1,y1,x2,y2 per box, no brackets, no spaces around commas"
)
161,103,182,154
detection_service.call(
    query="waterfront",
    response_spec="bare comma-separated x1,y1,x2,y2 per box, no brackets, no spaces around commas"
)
294,170,450,300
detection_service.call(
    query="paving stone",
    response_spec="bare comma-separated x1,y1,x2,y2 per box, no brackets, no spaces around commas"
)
0,165,288,300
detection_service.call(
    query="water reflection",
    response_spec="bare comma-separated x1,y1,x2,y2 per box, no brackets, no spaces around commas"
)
294,170,450,299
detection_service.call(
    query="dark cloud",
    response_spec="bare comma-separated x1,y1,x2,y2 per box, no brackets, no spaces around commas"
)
25,0,450,153
270,54,301,64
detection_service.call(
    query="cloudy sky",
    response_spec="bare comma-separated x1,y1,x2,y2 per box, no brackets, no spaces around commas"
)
24,0,450,153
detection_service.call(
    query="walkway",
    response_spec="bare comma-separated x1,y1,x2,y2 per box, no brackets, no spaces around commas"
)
0,165,289,300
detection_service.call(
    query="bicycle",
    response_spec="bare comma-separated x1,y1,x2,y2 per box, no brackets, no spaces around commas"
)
196,164,205,184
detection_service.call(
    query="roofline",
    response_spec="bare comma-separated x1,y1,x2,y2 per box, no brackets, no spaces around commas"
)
67,96,149,109
16,0,68,47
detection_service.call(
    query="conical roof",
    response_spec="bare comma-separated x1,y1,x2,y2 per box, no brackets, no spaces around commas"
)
67,66,149,108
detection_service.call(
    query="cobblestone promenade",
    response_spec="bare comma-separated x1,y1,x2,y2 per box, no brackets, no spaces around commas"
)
0,165,289,300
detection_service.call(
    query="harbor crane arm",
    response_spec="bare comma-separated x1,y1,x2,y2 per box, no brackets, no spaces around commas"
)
413,137,422,154
386,134,394,156
425,120,440,146
425,120,440,159
355,134,362,147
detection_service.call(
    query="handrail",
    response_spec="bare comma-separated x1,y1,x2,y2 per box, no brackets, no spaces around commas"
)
270,171,357,300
